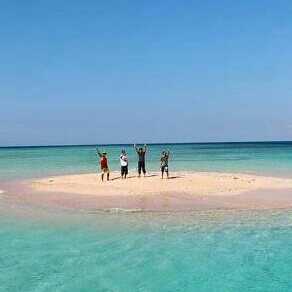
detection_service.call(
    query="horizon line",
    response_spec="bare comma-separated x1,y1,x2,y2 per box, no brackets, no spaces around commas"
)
1,140,292,149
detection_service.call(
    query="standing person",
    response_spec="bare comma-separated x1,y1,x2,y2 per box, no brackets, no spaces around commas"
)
96,147,110,181
134,144,147,177
160,150,170,179
120,150,128,179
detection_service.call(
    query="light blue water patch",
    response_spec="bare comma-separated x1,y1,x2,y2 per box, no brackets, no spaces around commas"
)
1,209,292,292
1,142,292,181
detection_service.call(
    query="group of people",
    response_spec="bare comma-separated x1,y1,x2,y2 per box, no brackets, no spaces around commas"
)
96,144,170,181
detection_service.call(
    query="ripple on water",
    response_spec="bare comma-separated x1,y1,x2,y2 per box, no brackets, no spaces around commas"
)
1,202,292,291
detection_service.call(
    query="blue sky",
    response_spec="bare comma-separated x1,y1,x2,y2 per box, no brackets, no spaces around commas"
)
1,0,292,146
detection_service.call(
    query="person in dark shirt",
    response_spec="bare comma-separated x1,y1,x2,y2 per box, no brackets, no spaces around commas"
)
96,147,110,181
160,150,170,179
134,144,147,177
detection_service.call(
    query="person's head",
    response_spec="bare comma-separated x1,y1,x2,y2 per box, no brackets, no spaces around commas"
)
138,148,143,153
121,150,126,155
102,151,107,157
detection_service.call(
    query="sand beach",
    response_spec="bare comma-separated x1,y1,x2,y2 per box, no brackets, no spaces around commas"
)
26,171,292,211
31,171,292,197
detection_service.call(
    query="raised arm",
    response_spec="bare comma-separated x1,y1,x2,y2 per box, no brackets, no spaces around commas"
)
134,144,139,154
143,144,147,153
96,147,102,157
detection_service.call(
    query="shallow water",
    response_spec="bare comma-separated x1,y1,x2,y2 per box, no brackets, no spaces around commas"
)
1,204,292,292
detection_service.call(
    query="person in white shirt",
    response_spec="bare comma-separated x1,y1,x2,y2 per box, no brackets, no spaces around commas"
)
120,150,128,179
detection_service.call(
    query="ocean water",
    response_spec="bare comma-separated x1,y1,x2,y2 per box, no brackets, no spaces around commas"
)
1,142,292,182
1,206,292,292
1,142,292,291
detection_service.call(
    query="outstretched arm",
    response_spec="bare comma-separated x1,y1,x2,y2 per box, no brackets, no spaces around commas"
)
134,144,139,154
143,144,147,153
96,147,102,157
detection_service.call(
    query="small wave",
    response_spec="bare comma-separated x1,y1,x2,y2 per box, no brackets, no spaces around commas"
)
103,208,143,213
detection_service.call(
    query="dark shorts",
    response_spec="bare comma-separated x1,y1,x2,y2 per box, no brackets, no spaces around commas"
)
161,165,169,172
121,166,128,176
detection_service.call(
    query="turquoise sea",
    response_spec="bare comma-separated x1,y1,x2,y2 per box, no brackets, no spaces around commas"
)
1,142,292,182
1,142,292,291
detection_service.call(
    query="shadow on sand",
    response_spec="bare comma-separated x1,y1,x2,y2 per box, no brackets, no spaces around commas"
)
109,174,182,181
167,176,181,179
110,174,160,181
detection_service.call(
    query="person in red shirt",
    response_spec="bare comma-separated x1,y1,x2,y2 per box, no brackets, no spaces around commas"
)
96,147,110,181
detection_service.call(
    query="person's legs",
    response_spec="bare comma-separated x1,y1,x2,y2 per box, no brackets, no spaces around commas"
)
161,166,164,179
121,166,127,179
138,162,142,177
142,162,146,177
101,172,104,181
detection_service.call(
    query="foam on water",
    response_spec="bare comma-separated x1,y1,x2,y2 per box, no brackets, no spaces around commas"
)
103,207,144,213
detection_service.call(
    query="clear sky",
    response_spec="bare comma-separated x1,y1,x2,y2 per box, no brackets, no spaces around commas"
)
1,0,292,146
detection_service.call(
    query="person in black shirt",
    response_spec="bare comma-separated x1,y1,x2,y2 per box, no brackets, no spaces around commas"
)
134,144,147,177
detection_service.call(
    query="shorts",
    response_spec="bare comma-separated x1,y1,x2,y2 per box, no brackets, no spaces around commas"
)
161,165,168,172
101,168,110,173
121,166,128,176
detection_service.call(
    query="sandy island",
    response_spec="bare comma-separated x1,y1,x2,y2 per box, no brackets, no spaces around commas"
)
23,172,292,211
32,171,292,197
